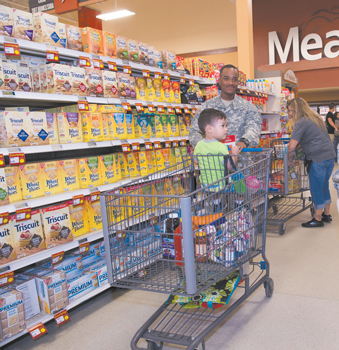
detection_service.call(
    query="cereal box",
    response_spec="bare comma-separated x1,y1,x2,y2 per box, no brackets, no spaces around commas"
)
12,10,33,41
157,114,170,137
128,39,139,62
0,5,13,37
71,66,88,96
41,161,63,195
26,267,68,314
81,105,103,142
0,215,16,264
138,42,149,65
10,210,45,258
41,203,73,248
148,114,156,138
126,153,139,178
46,112,59,144
162,80,171,102
33,12,61,47
86,68,103,97
0,288,25,341
178,114,191,136
57,112,83,144
67,271,98,302
3,61,18,91
112,105,127,139
66,25,83,51
5,167,22,203
136,114,150,138
19,163,44,199
125,113,135,139
169,114,179,137
99,105,114,139
82,27,103,55
78,157,102,188
58,22,66,48
102,31,117,58
136,77,148,101
102,70,118,98
148,46,155,66
85,195,102,231
154,49,163,69
116,35,128,60
60,159,80,192
49,63,72,95
153,78,162,102
26,111,49,146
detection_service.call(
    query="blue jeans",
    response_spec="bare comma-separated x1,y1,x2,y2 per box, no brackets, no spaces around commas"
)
309,159,335,210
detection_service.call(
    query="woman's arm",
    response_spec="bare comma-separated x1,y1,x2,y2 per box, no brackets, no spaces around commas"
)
287,139,299,164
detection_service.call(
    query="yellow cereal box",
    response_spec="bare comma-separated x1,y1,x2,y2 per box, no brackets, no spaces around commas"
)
147,78,154,101
85,196,102,231
178,114,190,136
133,110,140,139
60,159,80,191
101,155,115,184
155,149,165,171
114,154,121,181
138,151,148,176
161,149,171,168
0,214,17,264
168,114,179,137
118,153,128,179
175,148,183,166
13,9,33,41
57,112,83,144
126,186,144,218
170,148,177,165
126,152,139,178
41,161,63,195
136,77,148,101
10,209,45,259
153,78,162,102
41,203,73,249
46,112,59,144
5,167,22,203
109,189,125,223
173,175,184,195
112,105,127,140
0,169,9,206
68,198,89,237
99,105,114,140
19,163,44,199
26,111,49,146
136,114,150,138
0,5,13,37
148,114,156,138
82,27,103,55
78,157,102,189
0,111,30,147
102,31,117,58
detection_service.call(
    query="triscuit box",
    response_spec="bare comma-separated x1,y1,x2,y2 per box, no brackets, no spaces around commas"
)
40,161,63,195
10,210,45,259
0,58,4,91
0,168,9,206
102,31,117,58
0,111,30,147
116,35,128,60
3,61,18,91
39,65,48,93
112,105,127,139
66,25,83,51
78,157,103,189
19,163,44,199
12,9,33,41
101,154,115,185
58,22,66,48
46,112,59,144
82,27,103,55
5,166,22,203
49,63,72,95
57,112,83,144
148,46,155,67
67,271,98,302
0,214,16,264
102,70,118,98
85,195,102,231
60,159,80,192
25,267,68,314
138,42,149,65
128,39,139,62
33,12,61,46
117,72,132,99
68,199,88,238
26,111,49,146
0,288,25,341
28,57,45,68
71,66,88,97
86,68,103,98
41,203,72,249
43,253,83,279
0,5,12,37
17,65,32,92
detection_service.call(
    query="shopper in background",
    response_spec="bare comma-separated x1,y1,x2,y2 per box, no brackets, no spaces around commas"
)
287,97,335,228
333,112,339,162
189,65,261,149
325,103,337,142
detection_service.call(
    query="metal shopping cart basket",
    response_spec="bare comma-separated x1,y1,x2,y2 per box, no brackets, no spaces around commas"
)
268,138,313,235
100,149,273,350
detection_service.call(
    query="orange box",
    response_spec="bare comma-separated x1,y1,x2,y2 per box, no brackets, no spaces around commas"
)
102,31,117,58
81,27,103,55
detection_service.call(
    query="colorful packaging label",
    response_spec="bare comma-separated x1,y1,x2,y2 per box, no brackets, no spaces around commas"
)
69,200,89,238
78,157,103,188
85,196,102,231
57,112,83,144
101,154,115,184
46,112,59,144
60,159,80,191
41,161,63,195
102,31,117,58
136,114,150,138
82,27,103,55
13,9,33,41
19,163,44,199
26,111,49,146
5,166,22,203
112,106,127,139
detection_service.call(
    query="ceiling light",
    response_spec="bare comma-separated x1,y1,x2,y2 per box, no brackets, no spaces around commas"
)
96,10,136,21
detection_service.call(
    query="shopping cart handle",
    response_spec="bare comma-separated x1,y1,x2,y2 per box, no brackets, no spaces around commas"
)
242,148,263,152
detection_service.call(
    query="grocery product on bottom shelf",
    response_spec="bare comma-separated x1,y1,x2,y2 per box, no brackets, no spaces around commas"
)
67,270,98,302
43,252,83,279
0,214,16,264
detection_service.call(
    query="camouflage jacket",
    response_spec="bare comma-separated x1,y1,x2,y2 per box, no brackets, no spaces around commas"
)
189,95,261,147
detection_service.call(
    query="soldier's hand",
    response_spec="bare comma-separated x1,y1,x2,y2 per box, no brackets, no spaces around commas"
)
236,142,246,151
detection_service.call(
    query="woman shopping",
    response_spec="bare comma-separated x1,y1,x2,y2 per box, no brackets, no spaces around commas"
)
287,97,336,228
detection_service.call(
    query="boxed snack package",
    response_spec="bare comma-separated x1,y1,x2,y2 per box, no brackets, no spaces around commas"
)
3,61,18,91
57,112,83,144
169,114,179,137
125,113,135,139
10,209,45,258
138,42,149,65
46,112,59,144
12,9,33,41
136,114,150,138
118,153,128,179
25,267,68,314
136,77,148,101
114,154,122,181
81,104,104,142
148,46,155,66
41,203,72,248
154,49,162,69
102,70,118,98
102,31,117,58
162,80,171,102
66,25,83,51
153,78,162,101
0,5,13,37
116,35,128,60
5,167,22,203
67,271,98,302
129,75,137,100
58,22,66,48
33,12,61,47
83,260,108,287
138,150,148,176
146,78,154,101
71,66,88,96
86,68,103,97
0,111,30,148
167,51,176,70
117,72,131,99
19,163,44,199
68,199,89,237
44,253,83,279
26,111,49,146
128,39,139,62
49,63,72,95
99,105,114,139
157,114,170,137
0,169,9,206
171,81,181,104
17,65,32,92
85,195,102,231
60,159,80,192
78,157,102,188
111,104,127,139
82,27,103,55
178,114,190,136
40,161,63,195
148,114,156,138
101,154,115,185
0,288,25,341
28,57,45,68
0,214,16,264
39,65,48,93
126,153,140,178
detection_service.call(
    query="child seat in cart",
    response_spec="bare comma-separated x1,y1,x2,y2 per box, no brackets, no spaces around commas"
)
100,149,273,350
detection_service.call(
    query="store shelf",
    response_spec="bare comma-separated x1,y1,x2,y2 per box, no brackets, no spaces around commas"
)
261,131,281,135
261,111,280,115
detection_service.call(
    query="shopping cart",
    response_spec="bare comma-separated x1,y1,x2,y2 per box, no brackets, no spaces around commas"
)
267,138,313,235
100,149,273,350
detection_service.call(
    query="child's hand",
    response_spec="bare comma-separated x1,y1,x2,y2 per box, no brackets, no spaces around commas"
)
232,145,241,155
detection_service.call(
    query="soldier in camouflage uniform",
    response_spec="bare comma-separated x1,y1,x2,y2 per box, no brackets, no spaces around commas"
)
189,65,261,149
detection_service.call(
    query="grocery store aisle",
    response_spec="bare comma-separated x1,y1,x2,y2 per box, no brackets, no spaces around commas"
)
6,177,339,350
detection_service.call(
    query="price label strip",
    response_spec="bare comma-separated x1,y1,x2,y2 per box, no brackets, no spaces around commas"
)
77,100,89,111
72,194,84,207
51,251,64,265
157,105,165,113
135,103,144,112
145,142,153,150
54,310,70,326
90,191,100,203
9,152,25,166
46,50,59,62
142,70,150,78
165,140,171,148
0,154,4,167
180,140,187,147
180,77,186,84
172,140,179,148
121,102,132,112
79,241,90,254
123,65,132,75
4,43,20,57
175,106,182,114
147,104,156,113
167,106,174,114
154,71,161,79
28,323,48,340
79,56,91,67
154,141,161,149
132,143,140,151
0,271,14,287
16,207,31,222
164,73,170,81
108,61,117,71
189,79,194,86
93,58,104,70
184,107,191,114
121,143,131,153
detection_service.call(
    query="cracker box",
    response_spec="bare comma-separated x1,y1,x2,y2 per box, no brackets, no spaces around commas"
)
116,35,128,60
156,114,170,137
129,75,137,100
27,57,45,68
171,81,181,103
162,79,171,102
146,78,154,101
33,12,61,47
26,111,49,146
39,65,48,93
112,105,127,139
102,70,118,98
0,58,4,91
136,77,148,101
19,163,44,199
60,159,80,192
136,114,150,138
67,271,98,302
57,112,83,144
86,68,103,97
125,113,135,139
169,114,179,137
71,66,88,97
101,154,115,185
81,258,107,287
118,153,128,179
99,105,114,139
3,61,18,91
78,157,103,189
10,210,45,258
138,42,149,65
12,9,33,41
138,151,148,176
5,166,22,203
0,288,25,341
58,22,66,48
148,46,155,66
68,199,89,238
26,267,68,314
0,169,9,206
148,114,156,138
82,27,103,55
153,78,162,102
117,72,132,99
66,25,83,51
102,31,117,58
0,5,13,37
128,38,139,62
49,63,72,95
17,65,32,93
41,203,73,248
127,152,140,178
41,161,63,195
0,215,16,264
81,105,104,142
46,112,59,144
44,253,83,279
0,111,30,148
85,195,102,231
178,114,191,136
114,154,122,181
154,49,163,69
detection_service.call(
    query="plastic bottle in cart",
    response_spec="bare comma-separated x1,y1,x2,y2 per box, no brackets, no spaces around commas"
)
224,244,235,267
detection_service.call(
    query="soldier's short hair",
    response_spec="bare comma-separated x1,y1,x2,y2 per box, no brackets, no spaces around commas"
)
219,64,239,77
198,108,227,135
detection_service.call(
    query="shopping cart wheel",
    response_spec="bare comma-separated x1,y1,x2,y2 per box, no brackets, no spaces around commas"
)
264,278,274,298
146,340,163,350
279,223,286,235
